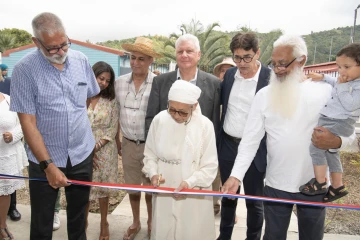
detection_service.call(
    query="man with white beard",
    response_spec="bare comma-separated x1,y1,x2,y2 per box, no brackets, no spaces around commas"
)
222,35,355,240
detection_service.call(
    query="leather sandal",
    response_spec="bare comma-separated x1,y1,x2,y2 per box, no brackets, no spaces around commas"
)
299,178,327,195
0,227,14,240
323,185,348,202
99,222,109,240
123,225,141,240
147,220,151,239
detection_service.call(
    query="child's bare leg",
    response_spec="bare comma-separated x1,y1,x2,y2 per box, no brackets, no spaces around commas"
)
314,165,327,185
330,172,343,189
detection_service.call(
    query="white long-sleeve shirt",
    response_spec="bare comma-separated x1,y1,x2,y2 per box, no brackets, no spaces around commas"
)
223,63,261,138
230,79,355,193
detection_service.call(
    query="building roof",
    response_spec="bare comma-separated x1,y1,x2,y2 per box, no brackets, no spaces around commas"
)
2,39,125,57
304,61,337,72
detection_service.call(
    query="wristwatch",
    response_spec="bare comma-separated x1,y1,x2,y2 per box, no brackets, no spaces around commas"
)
39,159,53,171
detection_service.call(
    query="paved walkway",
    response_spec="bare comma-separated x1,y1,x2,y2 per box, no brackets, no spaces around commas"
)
6,192,360,239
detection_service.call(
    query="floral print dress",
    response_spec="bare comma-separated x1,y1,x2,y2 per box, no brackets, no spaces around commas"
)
88,97,119,200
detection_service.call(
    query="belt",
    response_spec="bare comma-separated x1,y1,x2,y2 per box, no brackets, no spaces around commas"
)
223,131,241,144
124,137,145,145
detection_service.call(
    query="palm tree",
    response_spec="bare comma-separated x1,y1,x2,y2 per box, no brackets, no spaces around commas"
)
0,33,15,53
258,29,283,65
162,19,231,70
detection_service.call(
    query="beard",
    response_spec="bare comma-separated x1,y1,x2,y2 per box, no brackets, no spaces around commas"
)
40,48,68,64
268,67,303,119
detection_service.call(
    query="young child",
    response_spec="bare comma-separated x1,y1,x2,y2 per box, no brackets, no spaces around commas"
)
300,43,360,202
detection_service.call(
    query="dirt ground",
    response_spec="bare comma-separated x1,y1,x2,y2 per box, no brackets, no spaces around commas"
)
16,156,127,213
324,152,360,235
16,152,360,235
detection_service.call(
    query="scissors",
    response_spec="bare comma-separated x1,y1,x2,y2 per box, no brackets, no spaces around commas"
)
157,174,162,187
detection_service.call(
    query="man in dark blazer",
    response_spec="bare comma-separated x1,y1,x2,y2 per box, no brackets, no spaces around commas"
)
145,33,220,138
217,33,270,240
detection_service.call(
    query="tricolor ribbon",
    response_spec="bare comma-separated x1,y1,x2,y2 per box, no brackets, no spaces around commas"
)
1,174,359,211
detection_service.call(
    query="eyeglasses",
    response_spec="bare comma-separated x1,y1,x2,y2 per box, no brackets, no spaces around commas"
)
233,55,255,63
167,106,192,117
124,81,148,110
37,37,71,54
269,58,297,71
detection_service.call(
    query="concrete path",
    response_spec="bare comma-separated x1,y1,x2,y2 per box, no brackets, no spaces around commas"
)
6,191,360,239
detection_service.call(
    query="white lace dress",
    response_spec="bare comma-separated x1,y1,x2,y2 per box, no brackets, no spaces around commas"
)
0,94,26,196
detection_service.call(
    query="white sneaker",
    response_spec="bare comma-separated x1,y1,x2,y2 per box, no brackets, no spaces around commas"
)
53,212,61,231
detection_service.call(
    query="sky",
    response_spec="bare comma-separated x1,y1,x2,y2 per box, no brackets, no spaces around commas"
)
1,0,359,43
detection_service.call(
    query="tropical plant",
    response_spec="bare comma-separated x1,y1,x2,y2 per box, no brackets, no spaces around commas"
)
0,32,16,53
162,19,231,68
0,28,32,48
258,29,283,65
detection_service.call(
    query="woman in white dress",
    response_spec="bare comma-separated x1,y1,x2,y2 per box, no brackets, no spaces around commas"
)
0,93,27,239
142,80,218,240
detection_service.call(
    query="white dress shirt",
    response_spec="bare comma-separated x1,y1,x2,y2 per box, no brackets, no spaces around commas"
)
223,62,261,138
230,79,355,193
177,68,198,85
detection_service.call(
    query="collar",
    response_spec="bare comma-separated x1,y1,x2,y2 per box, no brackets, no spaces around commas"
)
235,61,261,82
127,70,151,84
176,68,198,81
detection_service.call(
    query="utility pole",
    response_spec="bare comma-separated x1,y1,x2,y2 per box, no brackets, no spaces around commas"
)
352,4,360,42
329,36,334,62
313,42,317,65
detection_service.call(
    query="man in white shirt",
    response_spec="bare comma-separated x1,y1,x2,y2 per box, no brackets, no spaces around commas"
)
222,35,355,240
217,32,270,240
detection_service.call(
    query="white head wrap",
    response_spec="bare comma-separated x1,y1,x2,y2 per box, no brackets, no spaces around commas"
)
168,80,201,104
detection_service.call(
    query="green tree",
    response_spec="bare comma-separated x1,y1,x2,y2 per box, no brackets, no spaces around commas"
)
163,19,230,69
0,32,16,53
258,29,283,65
0,28,32,48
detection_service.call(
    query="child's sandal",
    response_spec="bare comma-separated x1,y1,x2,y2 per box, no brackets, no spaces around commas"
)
299,178,327,195
323,185,348,202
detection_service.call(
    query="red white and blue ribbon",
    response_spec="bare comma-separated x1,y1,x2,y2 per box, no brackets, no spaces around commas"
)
1,174,359,211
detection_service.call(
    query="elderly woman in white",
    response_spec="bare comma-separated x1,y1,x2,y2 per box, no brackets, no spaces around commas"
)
142,80,218,240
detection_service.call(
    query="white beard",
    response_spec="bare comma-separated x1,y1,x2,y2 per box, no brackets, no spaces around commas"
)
40,48,68,64
268,67,303,119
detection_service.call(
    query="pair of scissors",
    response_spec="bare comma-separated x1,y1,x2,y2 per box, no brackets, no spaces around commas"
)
157,174,162,187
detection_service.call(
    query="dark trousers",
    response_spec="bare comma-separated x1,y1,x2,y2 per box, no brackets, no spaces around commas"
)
218,135,265,240
9,191,17,212
29,153,93,240
263,186,325,240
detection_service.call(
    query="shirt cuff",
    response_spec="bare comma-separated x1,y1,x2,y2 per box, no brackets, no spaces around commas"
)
184,176,197,189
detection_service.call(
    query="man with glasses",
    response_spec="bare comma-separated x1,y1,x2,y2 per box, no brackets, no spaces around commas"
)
114,37,162,240
10,12,100,240
217,32,270,240
145,33,220,138
222,35,355,240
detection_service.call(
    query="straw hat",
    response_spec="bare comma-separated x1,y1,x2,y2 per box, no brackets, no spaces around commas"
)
213,57,236,77
122,37,163,58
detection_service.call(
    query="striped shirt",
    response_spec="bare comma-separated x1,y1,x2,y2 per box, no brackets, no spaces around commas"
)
10,49,100,167
115,72,155,141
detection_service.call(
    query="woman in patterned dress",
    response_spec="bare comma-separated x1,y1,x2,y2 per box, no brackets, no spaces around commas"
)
86,61,119,240
0,92,27,240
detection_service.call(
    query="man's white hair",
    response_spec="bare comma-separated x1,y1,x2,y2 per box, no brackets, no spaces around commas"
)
175,34,201,52
32,12,66,40
273,35,308,61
